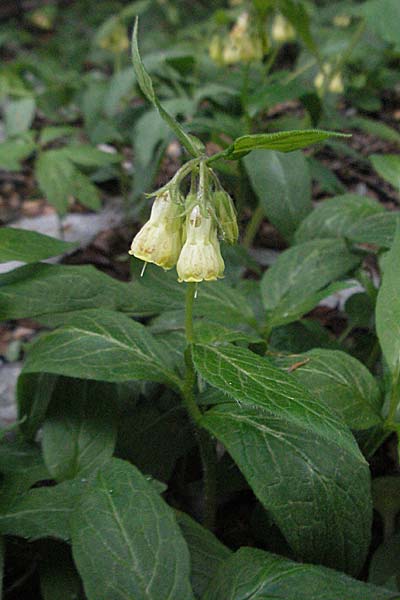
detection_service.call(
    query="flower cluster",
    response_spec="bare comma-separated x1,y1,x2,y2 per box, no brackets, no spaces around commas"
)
129,164,238,283
314,63,344,94
209,12,264,65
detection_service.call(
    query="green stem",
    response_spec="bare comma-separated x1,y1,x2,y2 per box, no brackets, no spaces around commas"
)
242,204,264,249
181,283,217,529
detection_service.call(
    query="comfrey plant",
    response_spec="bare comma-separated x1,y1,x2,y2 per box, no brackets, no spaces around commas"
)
3,16,400,600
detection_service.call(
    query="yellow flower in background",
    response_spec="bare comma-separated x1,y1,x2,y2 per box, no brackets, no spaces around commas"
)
314,63,344,94
129,192,183,270
271,14,296,43
177,206,224,283
333,14,351,27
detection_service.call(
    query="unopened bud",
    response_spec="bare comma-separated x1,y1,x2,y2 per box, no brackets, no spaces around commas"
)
214,191,239,244
177,206,224,283
129,191,183,270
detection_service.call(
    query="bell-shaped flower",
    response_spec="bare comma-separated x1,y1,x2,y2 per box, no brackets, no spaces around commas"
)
177,206,224,283
272,15,296,43
129,191,183,270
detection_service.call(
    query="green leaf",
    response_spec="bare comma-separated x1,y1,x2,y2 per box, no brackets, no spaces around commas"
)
4,97,36,137
17,373,58,440
224,129,349,160
273,349,382,429
60,144,121,167
362,0,400,48
294,194,384,244
346,211,400,249
194,344,371,574
0,479,82,541
371,154,400,191
116,398,193,481
71,170,101,211
202,547,399,600
261,239,360,328
0,227,77,264
104,67,136,117
244,150,311,242
39,126,76,146
0,134,36,171
0,263,133,321
376,225,400,374
42,378,118,482
132,18,199,158
278,0,317,54
175,511,231,599
35,150,76,215
71,458,194,600
0,536,3,600
23,308,180,387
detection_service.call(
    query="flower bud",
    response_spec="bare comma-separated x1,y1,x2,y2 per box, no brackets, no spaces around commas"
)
272,14,296,43
177,206,224,283
129,191,183,270
213,190,239,244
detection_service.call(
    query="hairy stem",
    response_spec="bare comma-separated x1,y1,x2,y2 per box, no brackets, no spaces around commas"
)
181,283,217,529
242,204,264,249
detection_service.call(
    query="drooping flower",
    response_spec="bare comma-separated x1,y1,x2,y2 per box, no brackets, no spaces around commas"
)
271,14,296,43
314,63,344,94
177,205,224,283
129,191,183,270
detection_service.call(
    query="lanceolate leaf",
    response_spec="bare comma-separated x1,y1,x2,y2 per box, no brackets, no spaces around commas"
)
22,309,181,387
202,547,399,600
0,480,82,541
0,228,77,264
42,378,118,481
71,458,194,600
224,130,350,160
376,224,400,374
273,349,382,429
176,511,232,599
193,344,371,575
261,239,360,328
244,150,312,242
132,18,200,158
17,373,58,440
0,263,133,321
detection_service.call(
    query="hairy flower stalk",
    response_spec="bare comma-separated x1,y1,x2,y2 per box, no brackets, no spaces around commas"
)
129,191,183,269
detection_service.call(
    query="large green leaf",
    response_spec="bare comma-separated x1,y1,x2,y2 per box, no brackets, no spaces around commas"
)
4,97,36,137
42,378,118,481
0,227,77,264
176,512,231,599
71,458,194,600
244,150,312,242
346,211,400,249
35,150,76,215
371,154,400,191
202,547,400,600
261,239,360,328
194,344,371,574
376,225,400,375
224,129,349,160
0,479,82,541
0,134,36,171
60,144,121,167
0,264,133,321
362,0,400,48
22,308,181,387
294,194,384,244
17,373,58,440
273,349,382,429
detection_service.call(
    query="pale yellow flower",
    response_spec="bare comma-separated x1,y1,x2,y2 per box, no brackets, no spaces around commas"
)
272,15,296,43
129,192,183,270
177,206,224,283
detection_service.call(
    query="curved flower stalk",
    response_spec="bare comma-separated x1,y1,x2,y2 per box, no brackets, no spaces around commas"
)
177,205,225,283
129,191,183,270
